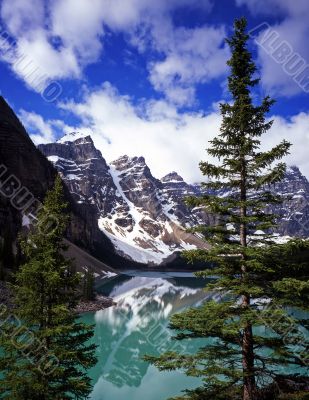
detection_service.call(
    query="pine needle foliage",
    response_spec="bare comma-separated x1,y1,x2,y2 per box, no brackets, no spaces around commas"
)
145,18,309,400
0,175,97,399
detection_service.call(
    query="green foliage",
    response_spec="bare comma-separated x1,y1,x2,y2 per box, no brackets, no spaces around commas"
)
83,268,96,301
0,175,97,399
145,18,309,400
0,236,5,280
0,226,15,274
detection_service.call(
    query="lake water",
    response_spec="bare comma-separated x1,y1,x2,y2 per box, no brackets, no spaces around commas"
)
79,271,309,399
80,271,210,400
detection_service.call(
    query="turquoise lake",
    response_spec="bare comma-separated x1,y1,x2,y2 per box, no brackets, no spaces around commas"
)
80,271,209,400
79,270,308,399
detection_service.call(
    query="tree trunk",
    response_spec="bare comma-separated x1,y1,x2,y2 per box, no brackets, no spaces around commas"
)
242,296,256,400
240,158,256,400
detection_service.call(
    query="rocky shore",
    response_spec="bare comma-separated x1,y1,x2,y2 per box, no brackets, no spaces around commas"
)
74,295,116,314
0,281,116,314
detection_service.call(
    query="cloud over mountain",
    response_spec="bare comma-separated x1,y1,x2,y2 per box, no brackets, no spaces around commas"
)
21,83,309,183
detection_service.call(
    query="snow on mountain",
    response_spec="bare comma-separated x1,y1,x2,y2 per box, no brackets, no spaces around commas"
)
57,131,90,143
39,133,309,265
39,135,208,265
265,165,309,237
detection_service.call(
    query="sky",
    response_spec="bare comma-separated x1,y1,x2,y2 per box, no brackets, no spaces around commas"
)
0,0,308,183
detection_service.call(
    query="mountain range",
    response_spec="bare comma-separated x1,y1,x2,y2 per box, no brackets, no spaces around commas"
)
1,96,309,269
39,132,209,265
39,131,309,265
0,97,137,272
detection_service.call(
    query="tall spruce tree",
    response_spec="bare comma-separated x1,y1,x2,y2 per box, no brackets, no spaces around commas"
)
145,18,309,400
0,175,97,399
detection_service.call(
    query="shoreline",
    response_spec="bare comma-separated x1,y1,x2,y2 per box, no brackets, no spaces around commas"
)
74,295,116,314
0,281,116,314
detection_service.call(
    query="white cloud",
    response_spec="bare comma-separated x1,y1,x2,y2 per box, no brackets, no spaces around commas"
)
98,0,212,31
0,0,226,105
1,0,308,102
97,0,228,106
147,24,229,105
0,0,106,90
237,0,309,96
262,113,309,177
1,0,44,36
19,110,57,144
18,109,79,144
236,0,308,17
21,83,309,183
50,0,105,64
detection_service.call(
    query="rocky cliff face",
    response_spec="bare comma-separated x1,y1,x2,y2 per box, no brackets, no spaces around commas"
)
5,93,307,269
271,166,309,237
40,134,208,265
0,96,55,264
0,97,143,269
39,132,309,265
39,133,127,215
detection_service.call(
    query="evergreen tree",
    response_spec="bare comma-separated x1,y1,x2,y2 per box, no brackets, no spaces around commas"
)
0,236,5,280
145,18,309,400
83,268,96,301
1,226,15,271
0,175,97,399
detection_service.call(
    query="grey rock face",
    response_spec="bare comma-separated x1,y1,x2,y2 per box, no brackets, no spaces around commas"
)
39,136,129,217
111,155,162,218
271,166,309,237
39,137,208,264
0,97,143,269
40,132,309,264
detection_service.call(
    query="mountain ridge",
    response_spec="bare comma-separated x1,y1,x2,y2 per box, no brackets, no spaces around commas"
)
39,132,309,265
39,134,209,265
0,96,146,270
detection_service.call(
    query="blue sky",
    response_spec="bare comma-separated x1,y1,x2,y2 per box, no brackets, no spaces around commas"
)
0,0,308,182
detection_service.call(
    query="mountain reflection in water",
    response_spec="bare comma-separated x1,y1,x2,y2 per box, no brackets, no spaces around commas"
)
81,273,210,400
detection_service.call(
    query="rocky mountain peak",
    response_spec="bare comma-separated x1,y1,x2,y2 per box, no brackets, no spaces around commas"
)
284,165,307,183
111,155,147,172
0,96,131,270
272,165,309,195
57,131,91,144
287,165,303,174
38,136,122,216
162,172,184,183
111,154,162,215
39,135,103,168
38,132,309,265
